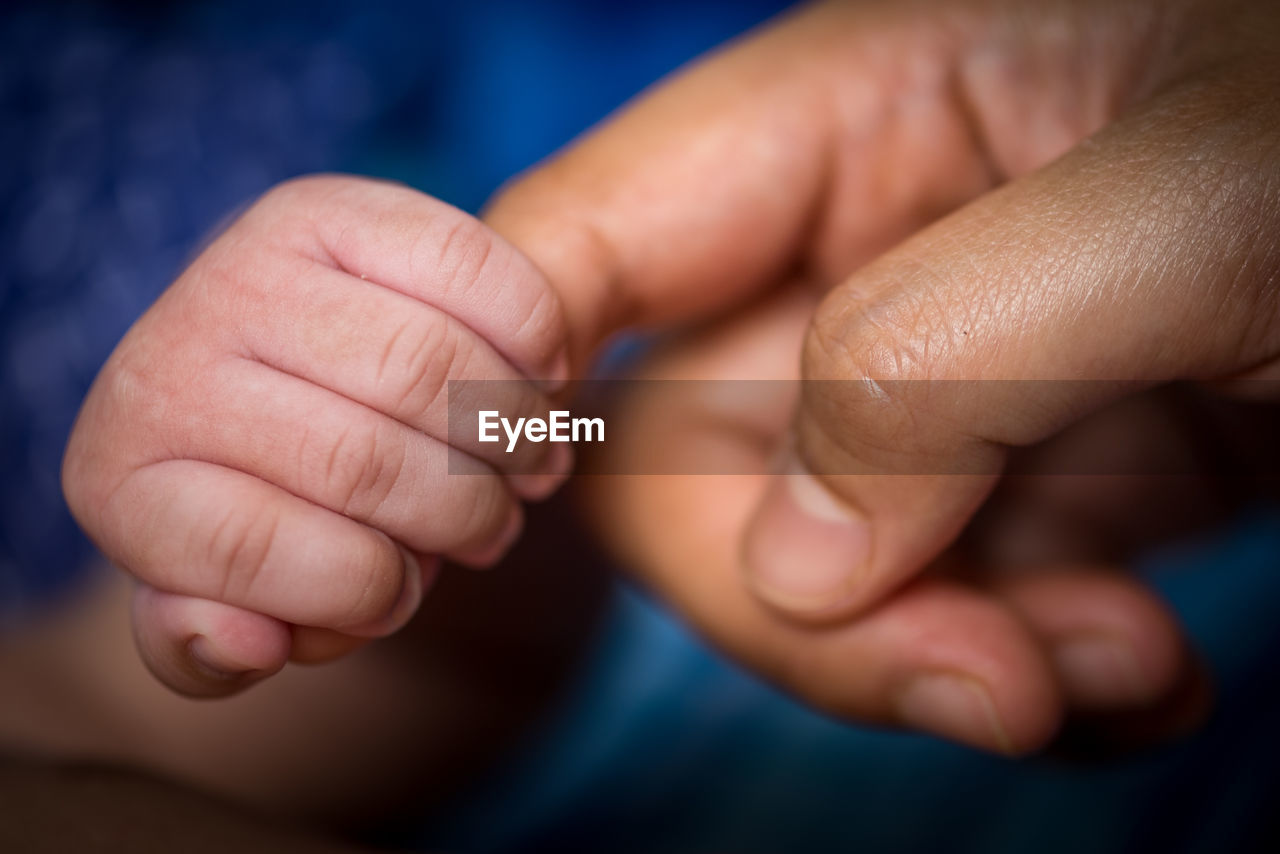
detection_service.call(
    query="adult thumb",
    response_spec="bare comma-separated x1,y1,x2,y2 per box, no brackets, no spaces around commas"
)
742,66,1280,618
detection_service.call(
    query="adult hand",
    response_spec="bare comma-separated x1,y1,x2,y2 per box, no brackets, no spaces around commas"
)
486,0,1279,752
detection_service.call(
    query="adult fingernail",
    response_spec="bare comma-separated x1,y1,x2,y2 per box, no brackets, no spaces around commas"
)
743,457,870,615
896,672,1015,755
1053,633,1149,705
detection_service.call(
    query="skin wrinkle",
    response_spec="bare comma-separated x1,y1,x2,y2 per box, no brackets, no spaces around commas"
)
91,463,149,563
889,266,967,380
1109,162,1258,373
798,324,975,472
208,358,403,540
299,179,553,384
277,176,354,271
210,496,280,611
897,244,1011,379
352,421,407,525
374,317,414,392
803,319,962,469
398,315,460,424
236,331,509,539
506,275,561,372
335,532,393,634
320,424,355,516
1240,168,1280,303
319,417,403,525
424,216,496,308
949,109,1261,384
296,423,314,502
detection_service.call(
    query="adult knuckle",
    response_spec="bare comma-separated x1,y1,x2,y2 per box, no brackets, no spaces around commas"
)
801,280,958,463
805,288,932,387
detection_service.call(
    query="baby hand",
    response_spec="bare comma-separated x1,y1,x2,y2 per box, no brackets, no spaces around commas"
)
63,176,570,696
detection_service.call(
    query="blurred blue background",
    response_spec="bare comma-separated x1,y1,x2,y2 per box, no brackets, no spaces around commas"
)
3,2,1280,852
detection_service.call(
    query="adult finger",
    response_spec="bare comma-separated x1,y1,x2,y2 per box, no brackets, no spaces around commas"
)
583,287,1061,752
484,0,1124,360
588,429,1062,754
979,568,1188,710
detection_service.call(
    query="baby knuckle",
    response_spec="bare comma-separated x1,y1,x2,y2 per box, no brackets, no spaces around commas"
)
317,421,405,519
202,503,281,604
420,214,497,298
388,315,475,418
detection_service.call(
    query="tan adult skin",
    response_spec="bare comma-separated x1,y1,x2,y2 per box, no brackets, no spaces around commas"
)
487,0,1280,754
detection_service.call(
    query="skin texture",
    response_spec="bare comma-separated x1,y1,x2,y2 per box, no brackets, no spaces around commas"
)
485,0,1279,753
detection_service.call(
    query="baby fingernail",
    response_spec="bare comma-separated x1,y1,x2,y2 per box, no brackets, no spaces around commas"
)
743,458,870,614
187,635,263,684
1053,633,1149,705
896,672,1015,755
360,546,428,637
